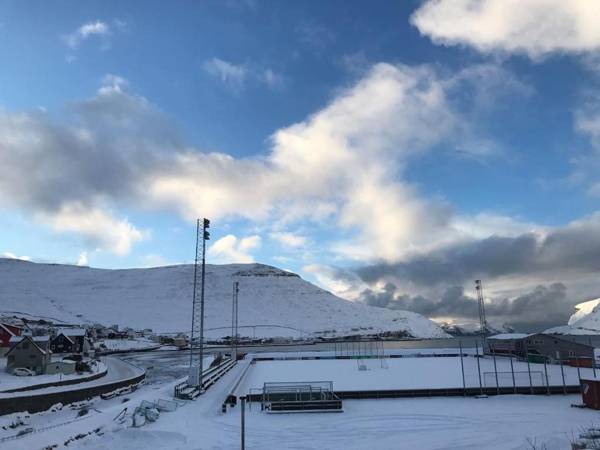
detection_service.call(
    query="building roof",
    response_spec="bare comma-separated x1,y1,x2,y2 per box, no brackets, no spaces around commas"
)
9,334,50,343
488,333,532,340
57,328,86,337
53,333,75,344
5,335,49,356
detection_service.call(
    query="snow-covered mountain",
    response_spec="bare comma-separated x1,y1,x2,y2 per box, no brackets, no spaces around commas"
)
546,298,600,335
439,321,514,337
0,258,447,339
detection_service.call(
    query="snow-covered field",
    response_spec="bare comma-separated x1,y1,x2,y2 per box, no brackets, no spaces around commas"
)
239,355,597,393
4,360,597,450
0,258,447,339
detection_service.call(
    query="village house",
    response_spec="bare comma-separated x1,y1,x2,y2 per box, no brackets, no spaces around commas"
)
51,328,87,353
5,335,51,375
487,333,595,362
0,323,22,356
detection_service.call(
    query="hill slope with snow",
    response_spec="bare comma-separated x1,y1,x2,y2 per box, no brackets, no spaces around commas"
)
0,258,447,338
546,298,600,335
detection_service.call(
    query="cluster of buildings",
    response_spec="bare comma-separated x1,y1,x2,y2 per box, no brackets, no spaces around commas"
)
0,321,92,376
487,332,597,365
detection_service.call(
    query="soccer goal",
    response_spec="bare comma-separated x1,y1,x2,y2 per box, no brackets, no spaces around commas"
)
483,371,545,387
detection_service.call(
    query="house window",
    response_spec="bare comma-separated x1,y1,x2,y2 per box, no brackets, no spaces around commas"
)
22,343,29,350
29,354,36,359
569,350,575,357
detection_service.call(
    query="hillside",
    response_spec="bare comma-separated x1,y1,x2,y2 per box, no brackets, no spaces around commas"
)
546,298,600,335
0,258,447,339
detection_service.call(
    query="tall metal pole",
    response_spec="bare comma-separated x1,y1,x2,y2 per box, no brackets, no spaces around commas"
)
475,280,487,350
231,282,236,357
189,219,200,376
459,340,466,395
199,218,209,388
240,396,246,450
234,281,239,359
476,340,483,395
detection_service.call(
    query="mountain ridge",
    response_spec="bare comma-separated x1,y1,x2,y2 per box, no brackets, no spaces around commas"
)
0,258,448,339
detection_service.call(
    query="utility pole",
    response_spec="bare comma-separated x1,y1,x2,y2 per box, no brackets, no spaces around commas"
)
475,280,487,351
188,218,210,388
231,281,239,359
199,218,210,388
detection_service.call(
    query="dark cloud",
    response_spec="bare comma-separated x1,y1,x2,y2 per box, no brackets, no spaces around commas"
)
362,282,576,332
357,218,600,287
0,87,179,213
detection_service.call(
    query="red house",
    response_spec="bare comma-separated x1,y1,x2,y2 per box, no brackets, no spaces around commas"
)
0,323,23,350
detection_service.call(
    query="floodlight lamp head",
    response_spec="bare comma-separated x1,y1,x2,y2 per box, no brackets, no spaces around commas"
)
203,218,210,228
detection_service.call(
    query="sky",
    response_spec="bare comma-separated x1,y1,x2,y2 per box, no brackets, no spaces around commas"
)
3,0,600,331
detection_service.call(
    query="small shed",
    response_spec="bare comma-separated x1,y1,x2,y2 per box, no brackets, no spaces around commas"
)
45,360,77,375
581,378,600,410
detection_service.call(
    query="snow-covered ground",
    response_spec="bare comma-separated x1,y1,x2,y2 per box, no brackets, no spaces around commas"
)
4,367,596,450
239,355,597,393
0,360,106,392
2,351,599,450
99,339,160,352
0,258,447,339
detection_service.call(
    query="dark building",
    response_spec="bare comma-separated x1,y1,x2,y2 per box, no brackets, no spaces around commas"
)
488,333,594,361
50,332,77,353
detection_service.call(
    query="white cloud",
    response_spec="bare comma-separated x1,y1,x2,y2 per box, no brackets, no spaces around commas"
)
2,252,31,261
203,58,248,88
40,203,146,256
411,0,600,59
202,58,282,90
208,234,261,263
77,251,88,266
270,232,307,248
0,62,524,262
63,20,110,49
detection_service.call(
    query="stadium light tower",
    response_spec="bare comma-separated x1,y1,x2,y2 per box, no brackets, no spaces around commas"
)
188,218,210,389
475,279,487,348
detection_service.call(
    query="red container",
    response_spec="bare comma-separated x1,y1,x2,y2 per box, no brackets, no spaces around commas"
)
568,357,593,368
580,378,600,409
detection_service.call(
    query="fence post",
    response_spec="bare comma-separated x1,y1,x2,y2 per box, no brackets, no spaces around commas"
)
509,350,516,394
576,356,582,394
492,346,499,394
459,340,466,396
543,357,550,395
241,396,246,450
476,340,483,395
525,343,533,395
589,338,597,378
559,354,566,395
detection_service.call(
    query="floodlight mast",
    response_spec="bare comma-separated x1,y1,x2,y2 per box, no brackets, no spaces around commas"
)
188,218,210,388
475,279,487,349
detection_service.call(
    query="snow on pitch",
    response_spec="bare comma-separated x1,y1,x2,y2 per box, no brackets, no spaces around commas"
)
0,258,447,338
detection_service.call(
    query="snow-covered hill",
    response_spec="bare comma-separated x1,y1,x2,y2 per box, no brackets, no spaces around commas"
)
546,298,600,335
0,258,447,339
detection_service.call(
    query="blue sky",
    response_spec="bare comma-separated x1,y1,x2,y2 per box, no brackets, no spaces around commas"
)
3,0,600,329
